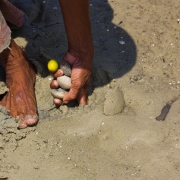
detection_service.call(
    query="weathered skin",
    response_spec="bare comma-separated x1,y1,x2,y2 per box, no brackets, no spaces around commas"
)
50,0,94,106
0,39,38,128
0,0,93,128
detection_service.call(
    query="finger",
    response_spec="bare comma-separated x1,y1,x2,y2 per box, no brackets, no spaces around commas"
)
63,87,79,104
54,98,63,106
50,80,59,89
77,87,88,105
54,69,63,78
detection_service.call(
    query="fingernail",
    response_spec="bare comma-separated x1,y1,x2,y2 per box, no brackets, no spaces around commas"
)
63,101,68,104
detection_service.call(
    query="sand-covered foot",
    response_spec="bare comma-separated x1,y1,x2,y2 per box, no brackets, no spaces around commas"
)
0,39,38,128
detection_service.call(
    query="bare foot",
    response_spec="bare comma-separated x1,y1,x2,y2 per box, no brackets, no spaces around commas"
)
0,39,38,128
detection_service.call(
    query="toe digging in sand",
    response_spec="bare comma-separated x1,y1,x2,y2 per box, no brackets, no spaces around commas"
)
0,39,38,128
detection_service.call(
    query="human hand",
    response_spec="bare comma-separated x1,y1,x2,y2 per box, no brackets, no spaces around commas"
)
50,51,92,106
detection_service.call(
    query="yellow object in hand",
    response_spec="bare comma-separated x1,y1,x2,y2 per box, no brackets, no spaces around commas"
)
48,59,59,72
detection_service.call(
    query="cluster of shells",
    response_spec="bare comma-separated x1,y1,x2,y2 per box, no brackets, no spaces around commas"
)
51,62,72,99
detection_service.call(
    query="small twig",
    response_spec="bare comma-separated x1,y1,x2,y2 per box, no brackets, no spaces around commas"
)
155,104,171,121
155,94,180,121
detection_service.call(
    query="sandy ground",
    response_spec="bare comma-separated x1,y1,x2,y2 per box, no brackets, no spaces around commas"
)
0,0,180,179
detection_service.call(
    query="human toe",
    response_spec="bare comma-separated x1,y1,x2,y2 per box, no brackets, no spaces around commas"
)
25,114,38,126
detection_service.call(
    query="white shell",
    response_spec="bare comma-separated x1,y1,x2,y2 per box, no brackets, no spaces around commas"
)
57,75,71,90
51,88,67,99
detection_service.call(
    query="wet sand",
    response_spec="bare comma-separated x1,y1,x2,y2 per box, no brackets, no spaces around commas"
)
0,0,180,179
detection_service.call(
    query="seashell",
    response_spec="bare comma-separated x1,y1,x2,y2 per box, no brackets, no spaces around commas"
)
51,88,67,99
57,75,71,90
60,62,72,77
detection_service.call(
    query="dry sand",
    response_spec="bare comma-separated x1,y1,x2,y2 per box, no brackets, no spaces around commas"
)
0,0,180,179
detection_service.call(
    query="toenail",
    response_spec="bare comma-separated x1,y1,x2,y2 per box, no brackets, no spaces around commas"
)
25,114,38,125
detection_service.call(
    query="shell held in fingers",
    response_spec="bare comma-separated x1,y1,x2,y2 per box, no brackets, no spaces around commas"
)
51,88,67,99
57,75,71,90
60,62,72,77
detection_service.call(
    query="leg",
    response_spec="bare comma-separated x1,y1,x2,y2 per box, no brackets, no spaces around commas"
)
0,0,25,28
0,39,38,128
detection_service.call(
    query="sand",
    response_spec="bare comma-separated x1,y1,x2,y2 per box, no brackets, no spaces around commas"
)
0,0,180,179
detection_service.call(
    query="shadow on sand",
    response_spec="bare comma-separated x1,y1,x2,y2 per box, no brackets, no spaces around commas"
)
1,0,136,98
